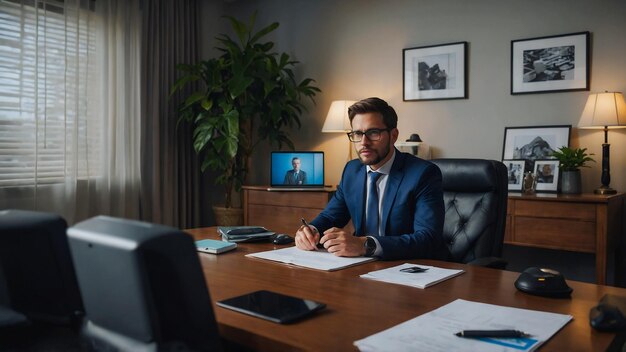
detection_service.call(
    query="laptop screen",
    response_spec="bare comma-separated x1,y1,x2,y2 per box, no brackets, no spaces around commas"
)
270,151,324,187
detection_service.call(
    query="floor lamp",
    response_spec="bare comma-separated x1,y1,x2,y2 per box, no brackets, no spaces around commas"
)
322,100,356,161
577,91,626,194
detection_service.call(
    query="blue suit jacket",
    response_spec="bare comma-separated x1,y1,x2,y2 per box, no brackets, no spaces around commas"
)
311,150,446,260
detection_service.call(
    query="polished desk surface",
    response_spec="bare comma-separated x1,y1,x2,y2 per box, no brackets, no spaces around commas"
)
187,227,624,352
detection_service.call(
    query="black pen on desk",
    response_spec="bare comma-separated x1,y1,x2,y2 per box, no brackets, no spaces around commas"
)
300,218,324,249
455,330,530,338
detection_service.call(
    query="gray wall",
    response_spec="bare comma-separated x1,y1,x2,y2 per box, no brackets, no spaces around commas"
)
200,0,626,192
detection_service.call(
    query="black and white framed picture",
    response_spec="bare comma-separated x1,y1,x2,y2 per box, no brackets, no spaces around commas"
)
503,159,526,191
533,159,560,192
502,125,571,172
403,41,467,101
511,31,589,95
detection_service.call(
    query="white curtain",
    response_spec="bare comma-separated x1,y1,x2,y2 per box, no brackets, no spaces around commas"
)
0,0,141,224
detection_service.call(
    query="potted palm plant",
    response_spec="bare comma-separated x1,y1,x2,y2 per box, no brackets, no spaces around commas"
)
171,13,320,225
551,146,595,194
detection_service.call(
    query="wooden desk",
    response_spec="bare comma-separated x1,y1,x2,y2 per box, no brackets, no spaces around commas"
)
187,227,625,352
505,193,624,285
242,185,335,234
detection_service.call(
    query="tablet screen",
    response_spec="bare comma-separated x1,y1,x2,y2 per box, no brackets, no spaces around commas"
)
216,290,326,324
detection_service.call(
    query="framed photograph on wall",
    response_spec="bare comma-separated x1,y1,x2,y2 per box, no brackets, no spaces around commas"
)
502,125,571,172
403,41,467,101
533,159,560,192
511,31,589,94
503,159,526,191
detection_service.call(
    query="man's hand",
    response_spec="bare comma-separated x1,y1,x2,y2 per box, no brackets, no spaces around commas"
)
295,224,320,250
320,228,367,257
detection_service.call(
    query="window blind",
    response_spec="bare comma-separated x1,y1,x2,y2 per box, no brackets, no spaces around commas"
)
0,0,101,188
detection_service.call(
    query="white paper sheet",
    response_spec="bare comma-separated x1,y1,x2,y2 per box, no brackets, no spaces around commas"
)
354,299,572,352
361,263,464,289
246,246,376,271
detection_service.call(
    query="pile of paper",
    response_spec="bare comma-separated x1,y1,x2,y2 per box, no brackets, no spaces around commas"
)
354,299,572,352
361,263,464,289
247,246,376,271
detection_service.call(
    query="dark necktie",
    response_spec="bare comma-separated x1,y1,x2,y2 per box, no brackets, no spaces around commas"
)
365,171,383,236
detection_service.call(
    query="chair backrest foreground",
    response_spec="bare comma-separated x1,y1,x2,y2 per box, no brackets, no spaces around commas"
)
430,159,508,268
0,209,84,327
67,215,222,351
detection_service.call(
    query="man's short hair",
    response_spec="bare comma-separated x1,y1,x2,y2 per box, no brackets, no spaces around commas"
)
292,157,300,162
348,97,398,129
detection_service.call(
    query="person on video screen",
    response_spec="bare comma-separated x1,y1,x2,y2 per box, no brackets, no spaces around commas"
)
284,157,307,185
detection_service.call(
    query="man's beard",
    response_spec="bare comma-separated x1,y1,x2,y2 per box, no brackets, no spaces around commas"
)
358,143,390,166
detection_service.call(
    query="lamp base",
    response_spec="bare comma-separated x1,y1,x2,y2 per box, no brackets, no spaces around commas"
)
593,186,617,195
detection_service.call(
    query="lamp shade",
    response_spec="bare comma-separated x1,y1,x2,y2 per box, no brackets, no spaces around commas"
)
578,92,626,129
322,100,356,132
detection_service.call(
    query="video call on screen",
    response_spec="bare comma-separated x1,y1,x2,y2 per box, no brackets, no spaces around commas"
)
271,152,324,186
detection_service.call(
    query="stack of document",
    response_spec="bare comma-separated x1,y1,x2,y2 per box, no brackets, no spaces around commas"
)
354,299,572,352
218,226,274,242
247,246,376,271
361,263,464,289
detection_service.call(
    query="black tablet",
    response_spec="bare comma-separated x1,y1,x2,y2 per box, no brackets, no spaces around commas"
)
216,290,326,324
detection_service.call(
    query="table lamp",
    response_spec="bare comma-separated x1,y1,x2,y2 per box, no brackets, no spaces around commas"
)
577,91,626,194
322,100,356,160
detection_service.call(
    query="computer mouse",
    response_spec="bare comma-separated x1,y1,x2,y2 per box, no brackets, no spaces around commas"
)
590,303,626,331
272,234,294,245
514,267,573,298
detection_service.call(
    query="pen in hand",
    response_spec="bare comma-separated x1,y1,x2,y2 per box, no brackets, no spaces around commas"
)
300,218,324,249
455,330,530,338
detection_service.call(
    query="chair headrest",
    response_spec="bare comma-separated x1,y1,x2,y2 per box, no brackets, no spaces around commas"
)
431,159,502,193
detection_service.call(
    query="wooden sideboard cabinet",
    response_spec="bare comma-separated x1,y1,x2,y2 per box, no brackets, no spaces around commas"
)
242,185,336,235
505,192,625,285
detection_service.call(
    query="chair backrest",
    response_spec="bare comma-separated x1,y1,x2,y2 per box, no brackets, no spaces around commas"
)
430,159,508,264
0,209,84,326
67,216,222,351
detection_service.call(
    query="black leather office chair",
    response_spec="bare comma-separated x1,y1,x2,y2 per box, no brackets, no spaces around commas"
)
431,159,508,269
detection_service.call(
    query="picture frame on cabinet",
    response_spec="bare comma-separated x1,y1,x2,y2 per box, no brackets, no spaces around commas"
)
511,31,589,94
533,159,560,192
501,125,570,173
503,159,526,191
403,41,467,101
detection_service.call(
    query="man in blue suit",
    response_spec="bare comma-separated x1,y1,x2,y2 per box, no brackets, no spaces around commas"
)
295,97,446,260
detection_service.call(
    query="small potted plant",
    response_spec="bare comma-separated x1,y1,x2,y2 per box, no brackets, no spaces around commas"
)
551,146,595,194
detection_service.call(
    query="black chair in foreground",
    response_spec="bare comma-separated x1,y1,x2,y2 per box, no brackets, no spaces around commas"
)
0,209,84,326
0,209,86,350
431,159,508,269
67,215,222,352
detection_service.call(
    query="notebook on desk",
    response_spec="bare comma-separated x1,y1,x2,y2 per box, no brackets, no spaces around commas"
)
218,226,274,243
267,151,326,191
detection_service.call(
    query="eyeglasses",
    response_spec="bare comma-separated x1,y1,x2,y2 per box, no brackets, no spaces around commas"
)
346,128,392,142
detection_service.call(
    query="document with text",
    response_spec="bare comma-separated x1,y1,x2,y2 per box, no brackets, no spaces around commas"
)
354,299,572,352
361,263,464,289
246,246,376,271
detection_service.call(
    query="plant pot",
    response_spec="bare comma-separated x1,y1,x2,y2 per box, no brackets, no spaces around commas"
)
560,170,582,194
212,206,244,226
